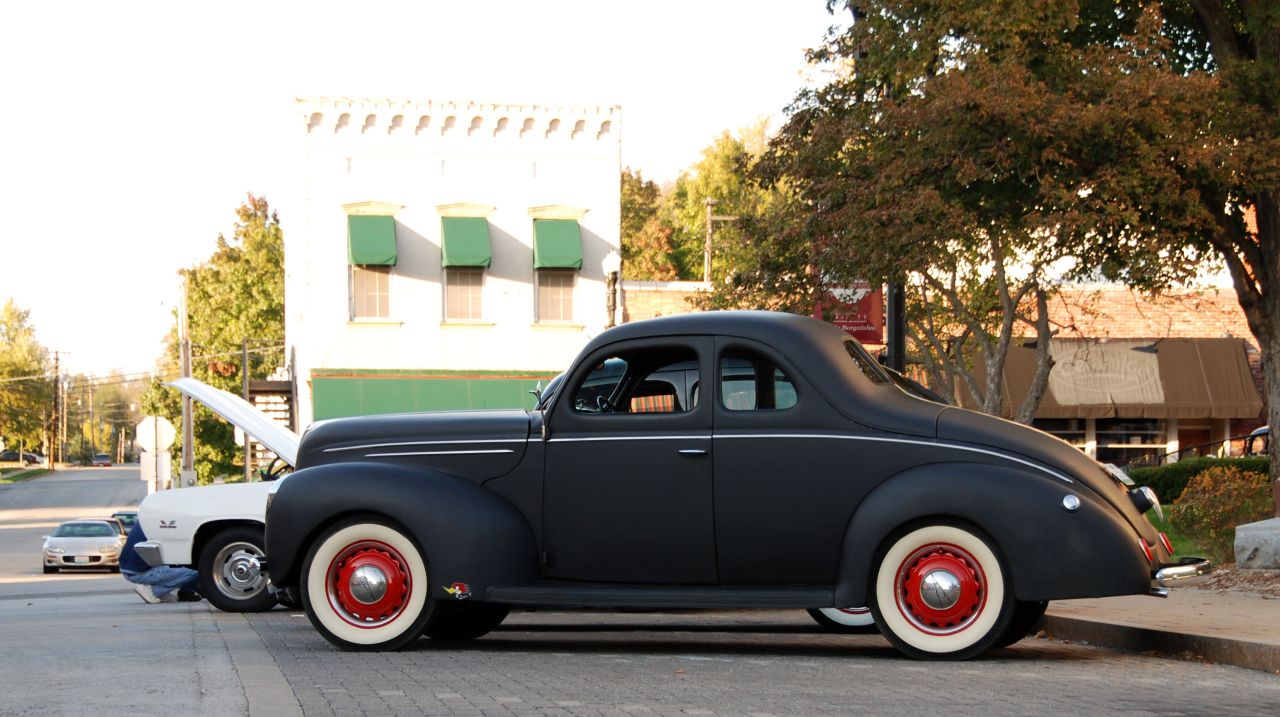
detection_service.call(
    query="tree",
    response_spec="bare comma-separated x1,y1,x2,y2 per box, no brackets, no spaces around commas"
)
142,194,285,483
0,299,52,455
754,1,1280,434
620,168,680,280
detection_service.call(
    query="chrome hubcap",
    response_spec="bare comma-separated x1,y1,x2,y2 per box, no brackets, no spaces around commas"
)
919,569,962,611
349,565,388,604
215,541,267,598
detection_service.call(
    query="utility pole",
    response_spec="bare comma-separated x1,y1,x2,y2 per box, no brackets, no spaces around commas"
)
704,198,715,282
242,338,252,482
178,279,194,488
702,198,739,285
50,352,59,468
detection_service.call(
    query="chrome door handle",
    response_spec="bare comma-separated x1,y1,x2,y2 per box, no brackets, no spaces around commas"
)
678,449,707,456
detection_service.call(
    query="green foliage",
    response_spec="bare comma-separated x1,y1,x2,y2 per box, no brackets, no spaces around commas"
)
0,299,52,453
142,194,285,483
1167,465,1273,563
1129,456,1272,504
620,168,679,280
750,0,1280,425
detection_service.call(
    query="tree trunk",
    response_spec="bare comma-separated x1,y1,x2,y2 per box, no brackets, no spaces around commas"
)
1264,332,1280,519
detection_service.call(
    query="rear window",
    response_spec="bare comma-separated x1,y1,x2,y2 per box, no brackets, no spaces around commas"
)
845,341,889,384
53,522,116,538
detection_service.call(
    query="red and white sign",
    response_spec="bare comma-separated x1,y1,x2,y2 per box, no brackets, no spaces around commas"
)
828,281,884,345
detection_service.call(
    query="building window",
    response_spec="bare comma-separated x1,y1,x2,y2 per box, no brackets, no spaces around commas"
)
1033,418,1087,451
536,269,574,322
351,265,390,318
444,267,484,321
1095,418,1165,465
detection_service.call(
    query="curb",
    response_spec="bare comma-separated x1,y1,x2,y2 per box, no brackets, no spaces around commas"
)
1041,615,1280,674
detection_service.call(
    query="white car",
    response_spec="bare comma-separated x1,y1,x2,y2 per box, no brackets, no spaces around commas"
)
135,379,300,612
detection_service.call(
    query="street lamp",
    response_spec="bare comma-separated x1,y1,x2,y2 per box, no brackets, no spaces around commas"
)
602,249,622,328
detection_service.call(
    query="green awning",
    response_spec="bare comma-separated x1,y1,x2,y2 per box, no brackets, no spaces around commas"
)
532,219,583,270
347,215,397,266
441,217,492,268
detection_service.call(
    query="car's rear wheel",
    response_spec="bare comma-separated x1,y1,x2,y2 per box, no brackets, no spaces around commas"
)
870,522,1015,660
994,600,1048,649
807,607,878,634
301,517,434,651
198,526,277,613
423,602,510,640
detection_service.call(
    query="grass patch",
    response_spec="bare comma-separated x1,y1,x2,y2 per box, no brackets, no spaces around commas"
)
1147,511,1212,561
0,468,51,484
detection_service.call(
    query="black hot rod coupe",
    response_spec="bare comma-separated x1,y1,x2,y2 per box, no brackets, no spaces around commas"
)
263,311,1209,659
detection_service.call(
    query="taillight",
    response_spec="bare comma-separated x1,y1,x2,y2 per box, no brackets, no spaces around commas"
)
1159,532,1174,555
1139,539,1154,563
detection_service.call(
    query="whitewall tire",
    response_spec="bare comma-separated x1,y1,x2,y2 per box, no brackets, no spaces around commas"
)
870,523,1014,660
808,607,878,634
301,518,434,651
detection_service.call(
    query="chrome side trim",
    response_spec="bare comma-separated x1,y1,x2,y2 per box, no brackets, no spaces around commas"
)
325,439,528,453
546,435,711,443
714,433,1075,484
364,449,516,457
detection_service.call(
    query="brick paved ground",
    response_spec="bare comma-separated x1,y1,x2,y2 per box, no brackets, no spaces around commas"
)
245,608,1280,717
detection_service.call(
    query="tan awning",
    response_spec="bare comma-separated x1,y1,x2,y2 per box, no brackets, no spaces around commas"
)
963,338,1261,419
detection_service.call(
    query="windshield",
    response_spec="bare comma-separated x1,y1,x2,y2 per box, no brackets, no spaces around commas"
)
52,522,115,538
536,373,565,410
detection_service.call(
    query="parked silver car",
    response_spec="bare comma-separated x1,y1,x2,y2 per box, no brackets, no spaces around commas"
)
42,520,123,573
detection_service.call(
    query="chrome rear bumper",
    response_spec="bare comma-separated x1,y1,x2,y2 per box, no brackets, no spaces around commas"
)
1149,557,1213,597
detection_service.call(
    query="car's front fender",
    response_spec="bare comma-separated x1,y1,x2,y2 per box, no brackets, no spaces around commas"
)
833,462,1153,606
138,482,274,565
265,462,539,599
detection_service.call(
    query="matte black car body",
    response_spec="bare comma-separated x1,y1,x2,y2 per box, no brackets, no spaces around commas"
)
266,311,1187,658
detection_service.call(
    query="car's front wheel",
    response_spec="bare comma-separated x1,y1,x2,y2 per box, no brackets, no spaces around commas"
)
870,522,1015,660
198,526,277,613
42,565,57,574
807,607,878,634
301,517,435,651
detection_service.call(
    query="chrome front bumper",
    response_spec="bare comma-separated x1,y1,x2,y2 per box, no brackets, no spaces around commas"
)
135,541,165,568
1149,557,1213,597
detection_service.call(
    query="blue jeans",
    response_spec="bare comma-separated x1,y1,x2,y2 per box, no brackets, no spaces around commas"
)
123,566,200,598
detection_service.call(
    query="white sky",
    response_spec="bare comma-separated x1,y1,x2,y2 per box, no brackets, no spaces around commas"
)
0,0,841,377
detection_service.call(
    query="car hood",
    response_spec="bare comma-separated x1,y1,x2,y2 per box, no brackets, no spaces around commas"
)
167,378,299,466
296,409,532,479
44,536,119,551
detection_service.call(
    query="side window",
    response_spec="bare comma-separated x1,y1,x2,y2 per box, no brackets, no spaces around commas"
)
571,347,698,415
720,350,798,411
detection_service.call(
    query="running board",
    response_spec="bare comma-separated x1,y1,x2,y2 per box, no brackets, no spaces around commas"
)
485,582,834,609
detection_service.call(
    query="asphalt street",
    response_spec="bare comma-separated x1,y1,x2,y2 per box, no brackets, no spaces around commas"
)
3,469,1280,716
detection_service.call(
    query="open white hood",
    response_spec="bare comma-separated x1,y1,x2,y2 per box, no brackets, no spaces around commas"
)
166,377,300,466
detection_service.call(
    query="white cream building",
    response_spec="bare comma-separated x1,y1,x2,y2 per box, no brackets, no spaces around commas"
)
286,97,622,426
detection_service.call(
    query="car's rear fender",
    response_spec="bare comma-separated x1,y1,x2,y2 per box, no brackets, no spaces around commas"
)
834,462,1153,606
265,462,539,598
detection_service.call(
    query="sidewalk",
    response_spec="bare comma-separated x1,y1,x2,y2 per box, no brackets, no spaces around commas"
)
1043,589,1280,673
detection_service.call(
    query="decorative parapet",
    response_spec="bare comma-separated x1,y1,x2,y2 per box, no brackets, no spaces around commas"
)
298,96,621,150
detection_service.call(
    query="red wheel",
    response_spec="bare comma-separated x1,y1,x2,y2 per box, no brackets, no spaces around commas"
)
871,523,1014,660
301,518,434,650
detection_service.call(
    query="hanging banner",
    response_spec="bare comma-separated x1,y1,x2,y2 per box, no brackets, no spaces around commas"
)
829,281,884,345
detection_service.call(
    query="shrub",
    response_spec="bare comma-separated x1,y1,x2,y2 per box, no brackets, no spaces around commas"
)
1127,456,1270,504
1166,466,1272,563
